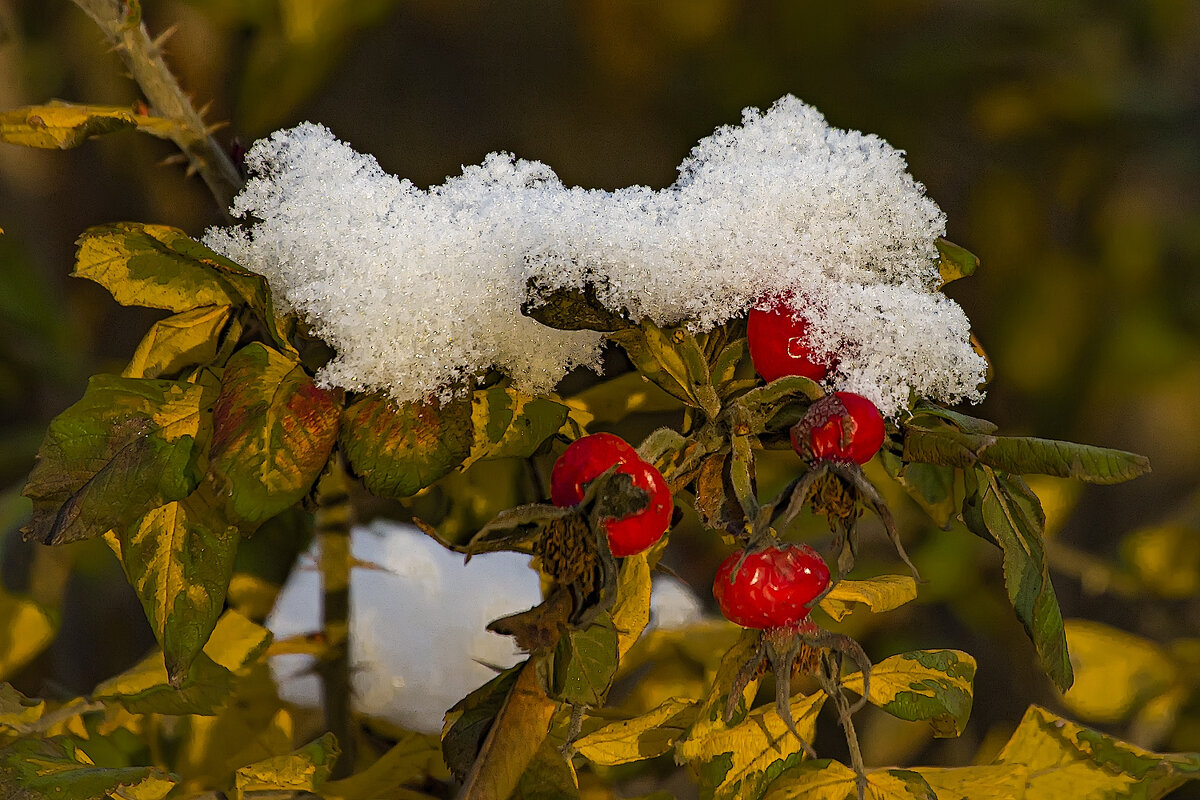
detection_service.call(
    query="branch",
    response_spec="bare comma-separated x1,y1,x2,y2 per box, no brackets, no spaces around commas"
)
70,0,243,215
315,456,356,779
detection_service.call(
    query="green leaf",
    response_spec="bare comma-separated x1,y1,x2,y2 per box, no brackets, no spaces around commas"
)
565,371,683,424
935,238,979,285
462,387,569,468
895,461,957,528
904,426,1151,485
817,575,919,622
442,665,524,781
340,392,473,500
909,402,998,435
122,305,238,380
114,484,241,684
22,375,214,545
207,344,341,527
73,223,289,349
841,650,976,737
963,468,1073,691
763,760,938,800
0,102,183,149
0,735,176,800
575,697,699,766
994,705,1200,799
0,590,55,682
234,732,340,797
522,282,631,332
92,651,235,716
544,613,620,706
610,321,720,416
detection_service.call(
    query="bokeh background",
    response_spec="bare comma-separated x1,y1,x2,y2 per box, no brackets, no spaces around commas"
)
1,0,1198,788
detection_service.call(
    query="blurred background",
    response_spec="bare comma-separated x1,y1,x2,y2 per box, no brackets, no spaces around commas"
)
1,0,1198,787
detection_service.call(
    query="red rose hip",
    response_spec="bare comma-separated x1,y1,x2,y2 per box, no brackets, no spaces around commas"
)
713,543,831,629
550,433,673,557
748,296,830,383
792,391,885,465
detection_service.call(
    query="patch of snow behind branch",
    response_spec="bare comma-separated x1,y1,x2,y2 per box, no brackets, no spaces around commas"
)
204,95,986,417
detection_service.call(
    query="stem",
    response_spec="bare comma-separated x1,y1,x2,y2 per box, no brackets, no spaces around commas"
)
316,457,355,778
70,0,243,214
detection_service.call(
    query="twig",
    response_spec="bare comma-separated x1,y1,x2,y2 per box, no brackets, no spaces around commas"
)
316,456,356,779
70,0,243,215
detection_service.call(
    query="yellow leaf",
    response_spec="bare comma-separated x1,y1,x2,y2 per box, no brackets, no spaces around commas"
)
611,554,653,660
0,590,55,681
203,609,273,673
818,575,918,622
676,691,826,800
764,761,941,799
0,683,45,732
1060,619,1177,724
123,305,237,380
323,729,448,800
1122,524,1200,599
841,650,975,737
0,102,182,149
911,764,1028,800
996,705,1200,799
575,697,698,766
234,731,339,798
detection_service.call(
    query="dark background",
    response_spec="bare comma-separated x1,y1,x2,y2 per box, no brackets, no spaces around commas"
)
1,0,1197,783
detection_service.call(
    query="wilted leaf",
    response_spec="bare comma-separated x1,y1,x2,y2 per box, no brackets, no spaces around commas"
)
995,705,1200,798
935,238,979,286
455,660,558,800
575,697,699,766
462,387,569,468
841,650,976,738
904,426,1150,485
610,321,719,415
962,468,1072,691
0,102,182,149
676,691,826,800
0,684,44,731
0,735,176,799
22,375,214,545
234,732,340,797
340,392,472,500
611,553,653,659
817,575,919,622
0,590,55,681
545,613,620,706
73,223,288,348
763,760,938,800
207,344,341,526
115,484,240,683
123,305,238,380
1061,620,1177,724
522,282,630,332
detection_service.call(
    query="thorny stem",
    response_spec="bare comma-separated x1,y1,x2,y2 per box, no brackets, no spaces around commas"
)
816,654,868,800
70,0,243,215
316,456,356,779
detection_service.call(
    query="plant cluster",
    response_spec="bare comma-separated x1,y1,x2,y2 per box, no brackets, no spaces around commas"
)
0,16,1194,798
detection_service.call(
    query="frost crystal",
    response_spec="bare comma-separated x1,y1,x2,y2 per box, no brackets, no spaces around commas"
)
204,95,987,416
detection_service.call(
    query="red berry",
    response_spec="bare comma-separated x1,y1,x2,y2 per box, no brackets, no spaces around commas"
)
792,391,885,465
550,433,673,557
747,296,830,383
713,543,830,629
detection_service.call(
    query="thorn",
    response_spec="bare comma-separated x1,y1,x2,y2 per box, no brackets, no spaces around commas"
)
197,99,214,118
152,23,178,51
205,120,229,134
158,154,188,167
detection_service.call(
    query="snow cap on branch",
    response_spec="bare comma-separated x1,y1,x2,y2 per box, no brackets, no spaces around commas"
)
204,95,986,416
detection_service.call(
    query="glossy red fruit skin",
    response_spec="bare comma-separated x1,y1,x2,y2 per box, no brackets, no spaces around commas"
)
713,544,830,629
550,433,640,506
747,296,830,383
550,433,673,557
794,391,885,465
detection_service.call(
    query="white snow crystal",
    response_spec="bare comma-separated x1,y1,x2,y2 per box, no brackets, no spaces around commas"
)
204,95,987,417
266,520,705,733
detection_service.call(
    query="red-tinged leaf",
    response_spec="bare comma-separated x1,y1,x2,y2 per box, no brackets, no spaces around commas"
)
340,392,472,500
206,343,341,527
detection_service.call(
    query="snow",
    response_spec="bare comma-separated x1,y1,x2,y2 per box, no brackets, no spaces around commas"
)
204,95,986,417
266,519,704,734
